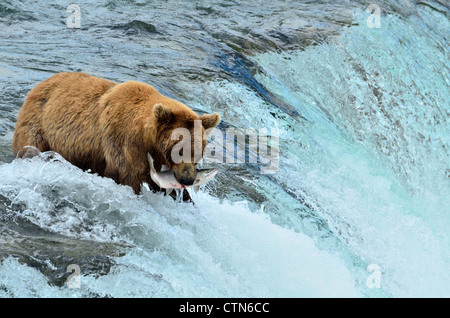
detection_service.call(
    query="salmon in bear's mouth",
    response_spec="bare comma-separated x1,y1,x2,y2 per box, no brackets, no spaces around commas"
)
147,153,218,194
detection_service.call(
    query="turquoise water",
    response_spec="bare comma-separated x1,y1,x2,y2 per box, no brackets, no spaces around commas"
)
0,1,448,297
253,10,450,296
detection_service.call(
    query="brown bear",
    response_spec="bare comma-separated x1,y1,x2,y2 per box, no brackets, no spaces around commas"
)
12,72,221,201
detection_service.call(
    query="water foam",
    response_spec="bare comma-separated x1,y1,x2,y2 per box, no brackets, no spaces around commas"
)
0,156,359,297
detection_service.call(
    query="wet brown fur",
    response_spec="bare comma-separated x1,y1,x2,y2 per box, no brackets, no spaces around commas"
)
12,72,220,199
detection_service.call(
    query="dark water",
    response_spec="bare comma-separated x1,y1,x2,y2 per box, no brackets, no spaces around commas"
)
0,0,449,297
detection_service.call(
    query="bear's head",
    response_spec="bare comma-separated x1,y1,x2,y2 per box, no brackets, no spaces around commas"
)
152,103,221,186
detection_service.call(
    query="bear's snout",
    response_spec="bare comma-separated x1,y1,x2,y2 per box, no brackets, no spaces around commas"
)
178,176,195,186
173,163,197,186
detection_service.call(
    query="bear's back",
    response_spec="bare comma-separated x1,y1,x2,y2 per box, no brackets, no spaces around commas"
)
99,80,198,119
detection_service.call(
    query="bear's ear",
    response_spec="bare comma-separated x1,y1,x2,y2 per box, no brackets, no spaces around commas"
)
200,113,221,130
153,103,174,123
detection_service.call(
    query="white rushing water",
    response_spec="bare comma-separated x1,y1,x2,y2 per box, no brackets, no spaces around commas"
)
0,155,359,297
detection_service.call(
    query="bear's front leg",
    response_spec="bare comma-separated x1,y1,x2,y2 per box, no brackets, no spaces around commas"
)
104,163,120,185
169,188,193,203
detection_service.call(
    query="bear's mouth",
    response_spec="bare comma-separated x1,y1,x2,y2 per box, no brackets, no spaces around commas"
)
174,169,197,186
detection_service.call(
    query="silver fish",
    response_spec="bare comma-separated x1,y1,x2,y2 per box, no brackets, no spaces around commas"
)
147,153,218,195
